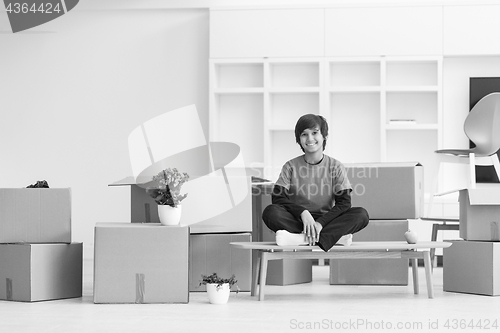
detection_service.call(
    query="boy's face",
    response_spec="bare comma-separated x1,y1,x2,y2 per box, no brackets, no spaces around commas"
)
300,126,325,154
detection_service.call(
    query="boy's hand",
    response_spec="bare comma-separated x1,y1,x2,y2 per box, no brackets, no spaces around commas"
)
313,222,322,244
300,210,322,245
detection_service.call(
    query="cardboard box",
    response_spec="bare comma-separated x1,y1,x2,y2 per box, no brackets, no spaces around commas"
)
93,223,189,303
459,187,500,241
266,257,313,286
444,240,500,296
330,220,409,285
0,243,82,302
0,188,71,243
346,162,424,219
190,233,252,292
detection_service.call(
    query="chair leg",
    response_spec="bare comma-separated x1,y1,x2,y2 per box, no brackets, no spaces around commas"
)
410,258,419,295
469,153,477,189
491,153,500,182
258,252,269,301
423,251,434,299
251,250,260,297
430,224,439,271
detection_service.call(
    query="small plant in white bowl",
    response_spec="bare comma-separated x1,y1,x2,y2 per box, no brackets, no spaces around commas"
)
146,168,189,225
199,273,239,304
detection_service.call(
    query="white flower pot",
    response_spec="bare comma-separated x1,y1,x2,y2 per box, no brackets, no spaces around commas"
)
157,204,182,226
206,283,230,304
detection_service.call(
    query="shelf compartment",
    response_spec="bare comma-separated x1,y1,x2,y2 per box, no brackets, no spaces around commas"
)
328,92,381,163
269,93,320,129
215,63,264,89
329,61,381,87
270,62,320,88
215,93,264,166
386,60,438,86
386,91,438,125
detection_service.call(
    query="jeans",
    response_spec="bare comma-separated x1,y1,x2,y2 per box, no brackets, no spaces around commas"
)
262,204,369,251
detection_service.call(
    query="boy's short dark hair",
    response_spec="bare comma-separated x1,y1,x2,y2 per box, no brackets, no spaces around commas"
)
294,114,329,152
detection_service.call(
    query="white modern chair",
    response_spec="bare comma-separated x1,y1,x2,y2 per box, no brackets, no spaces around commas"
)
425,92,500,267
436,92,500,187
427,92,500,214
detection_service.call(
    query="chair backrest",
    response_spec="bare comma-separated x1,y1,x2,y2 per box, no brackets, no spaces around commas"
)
464,92,500,156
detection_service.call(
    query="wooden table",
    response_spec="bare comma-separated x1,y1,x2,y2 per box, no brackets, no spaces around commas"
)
231,241,452,301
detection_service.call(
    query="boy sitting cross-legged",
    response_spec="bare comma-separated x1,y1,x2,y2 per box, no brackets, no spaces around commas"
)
262,114,369,251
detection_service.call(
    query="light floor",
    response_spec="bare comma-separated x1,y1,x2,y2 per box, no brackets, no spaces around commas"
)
2,260,499,333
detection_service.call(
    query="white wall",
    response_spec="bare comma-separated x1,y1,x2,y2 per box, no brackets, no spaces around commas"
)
0,7,209,258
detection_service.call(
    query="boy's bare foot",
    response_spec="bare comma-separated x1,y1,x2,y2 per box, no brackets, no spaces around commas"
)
335,234,353,246
275,230,308,246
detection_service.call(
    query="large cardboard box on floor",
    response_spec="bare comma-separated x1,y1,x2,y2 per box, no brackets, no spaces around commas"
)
458,187,500,241
0,188,71,243
190,233,251,292
330,220,409,285
0,243,82,302
444,240,500,296
346,162,424,219
93,223,189,304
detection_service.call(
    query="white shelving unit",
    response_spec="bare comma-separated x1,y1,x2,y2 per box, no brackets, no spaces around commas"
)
209,59,265,172
266,58,324,179
325,56,442,194
210,56,442,188
325,57,382,164
383,57,442,195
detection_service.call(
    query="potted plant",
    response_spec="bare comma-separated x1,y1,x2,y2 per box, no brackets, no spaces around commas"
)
199,273,239,304
146,168,189,226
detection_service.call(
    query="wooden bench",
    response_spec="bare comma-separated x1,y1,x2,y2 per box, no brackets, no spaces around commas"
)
230,241,452,301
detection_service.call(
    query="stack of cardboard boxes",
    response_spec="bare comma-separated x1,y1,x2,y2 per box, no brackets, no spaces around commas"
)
93,181,253,304
0,188,82,302
330,162,424,286
444,185,500,296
